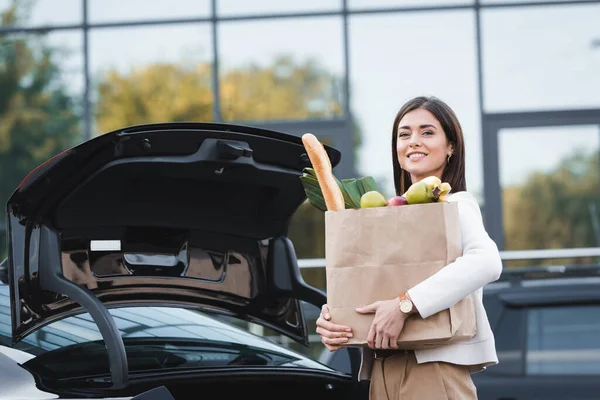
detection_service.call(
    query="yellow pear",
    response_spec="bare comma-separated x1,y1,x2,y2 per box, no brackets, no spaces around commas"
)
404,181,435,204
360,190,387,208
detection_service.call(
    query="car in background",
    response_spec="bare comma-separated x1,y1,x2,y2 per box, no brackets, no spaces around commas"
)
0,282,357,400
321,264,600,400
472,264,600,400
1,122,367,399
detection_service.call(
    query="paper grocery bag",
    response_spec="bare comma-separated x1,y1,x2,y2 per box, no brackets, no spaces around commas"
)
325,201,477,350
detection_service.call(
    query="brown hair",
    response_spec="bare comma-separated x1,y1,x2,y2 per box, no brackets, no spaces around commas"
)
391,96,467,195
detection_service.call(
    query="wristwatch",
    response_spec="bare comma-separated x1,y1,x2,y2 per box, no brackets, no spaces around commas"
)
398,293,415,315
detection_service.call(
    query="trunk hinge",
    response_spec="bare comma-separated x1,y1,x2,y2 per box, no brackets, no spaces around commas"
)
39,226,128,388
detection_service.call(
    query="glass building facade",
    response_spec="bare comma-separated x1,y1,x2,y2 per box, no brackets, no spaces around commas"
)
1,0,600,357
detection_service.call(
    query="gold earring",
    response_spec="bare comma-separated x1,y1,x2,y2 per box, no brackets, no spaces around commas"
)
447,154,452,164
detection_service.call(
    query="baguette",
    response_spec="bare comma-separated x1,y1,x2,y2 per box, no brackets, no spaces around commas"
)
301,133,345,211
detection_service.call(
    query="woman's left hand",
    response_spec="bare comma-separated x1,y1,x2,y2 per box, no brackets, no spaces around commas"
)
355,299,408,349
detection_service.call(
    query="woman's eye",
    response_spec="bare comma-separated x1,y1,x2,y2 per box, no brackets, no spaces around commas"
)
398,132,409,138
422,130,434,136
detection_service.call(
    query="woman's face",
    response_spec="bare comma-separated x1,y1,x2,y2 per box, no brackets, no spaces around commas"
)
396,108,453,184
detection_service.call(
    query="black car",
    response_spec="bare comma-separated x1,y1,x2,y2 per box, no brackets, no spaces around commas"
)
3,122,367,399
321,264,600,400
472,265,600,400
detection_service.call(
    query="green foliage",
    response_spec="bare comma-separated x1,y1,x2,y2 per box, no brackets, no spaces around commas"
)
503,151,600,267
220,56,342,122
95,63,214,133
94,55,344,134
300,167,380,211
0,1,80,257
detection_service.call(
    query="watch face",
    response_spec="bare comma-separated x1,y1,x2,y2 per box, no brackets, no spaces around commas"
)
400,299,413,313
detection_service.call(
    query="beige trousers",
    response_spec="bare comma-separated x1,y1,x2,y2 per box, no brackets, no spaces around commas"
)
369,351,477,400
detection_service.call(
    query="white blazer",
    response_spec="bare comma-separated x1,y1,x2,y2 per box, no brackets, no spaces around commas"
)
359,191,503,381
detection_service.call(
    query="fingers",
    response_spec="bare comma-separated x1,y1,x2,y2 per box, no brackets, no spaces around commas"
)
375,331,383,349
318,305,351,331
321,304,331,320
380,335,398,350
366,323,376,349
316,316,352,334
320,335,350,347
367,327,399,350
316,326,353,340
316,304,353,351
355,301,378,314
320,332,351,352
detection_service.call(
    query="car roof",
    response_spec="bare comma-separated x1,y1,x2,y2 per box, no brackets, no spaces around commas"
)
485,264,600,291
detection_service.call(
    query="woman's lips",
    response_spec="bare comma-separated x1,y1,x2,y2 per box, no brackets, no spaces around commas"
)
407,153,427,161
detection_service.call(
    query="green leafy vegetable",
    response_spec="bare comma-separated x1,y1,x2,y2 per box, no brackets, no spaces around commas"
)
300,167,380,211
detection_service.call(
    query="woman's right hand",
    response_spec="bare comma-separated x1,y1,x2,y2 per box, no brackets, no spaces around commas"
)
316,304,353,351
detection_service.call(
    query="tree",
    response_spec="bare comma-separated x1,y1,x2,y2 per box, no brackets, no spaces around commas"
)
94,56,354,269
220,56,343,122
94,55,344,134
0,1,81,257
95,63,213,134
503,151,600,267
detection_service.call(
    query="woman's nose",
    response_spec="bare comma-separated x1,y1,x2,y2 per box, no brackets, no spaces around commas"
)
409,133,421,147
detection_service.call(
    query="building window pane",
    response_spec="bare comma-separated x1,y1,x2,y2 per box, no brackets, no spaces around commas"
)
483,0,583,4
482,4,600,112
349,10,481,200
349,0,473,10
0,31,83,232
527,306,600,375
89,0,211,23
89,24,213,135
500,125,600,258
218,17,345,122
0,0,81,27
217,0,341,17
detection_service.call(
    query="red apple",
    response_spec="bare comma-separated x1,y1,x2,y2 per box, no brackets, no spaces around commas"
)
386,195,408,206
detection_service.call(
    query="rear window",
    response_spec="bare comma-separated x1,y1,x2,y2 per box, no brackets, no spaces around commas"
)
492,303,600,376
526,305,600,375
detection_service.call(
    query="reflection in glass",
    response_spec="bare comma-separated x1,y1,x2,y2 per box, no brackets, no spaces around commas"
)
0,29,83,233
527,306,600,375
482,4,600,112
499,125,600,264
89,0,211,23
348,11,480,199
89,24,213,135
0,0,81,27
218,0,340,16
482,0,581,3
218,18,345,122
349,0,472,9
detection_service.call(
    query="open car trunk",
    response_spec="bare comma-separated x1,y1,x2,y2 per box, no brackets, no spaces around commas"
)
6,122,345,390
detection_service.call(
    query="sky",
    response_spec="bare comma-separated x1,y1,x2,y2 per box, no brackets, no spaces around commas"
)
2,0,600,199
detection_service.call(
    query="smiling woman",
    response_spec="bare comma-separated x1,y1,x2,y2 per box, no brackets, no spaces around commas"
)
316,96,502,400
395,111,453,186
392,96,467,196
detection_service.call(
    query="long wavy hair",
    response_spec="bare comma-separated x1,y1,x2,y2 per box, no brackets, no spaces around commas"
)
391,96,467,195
